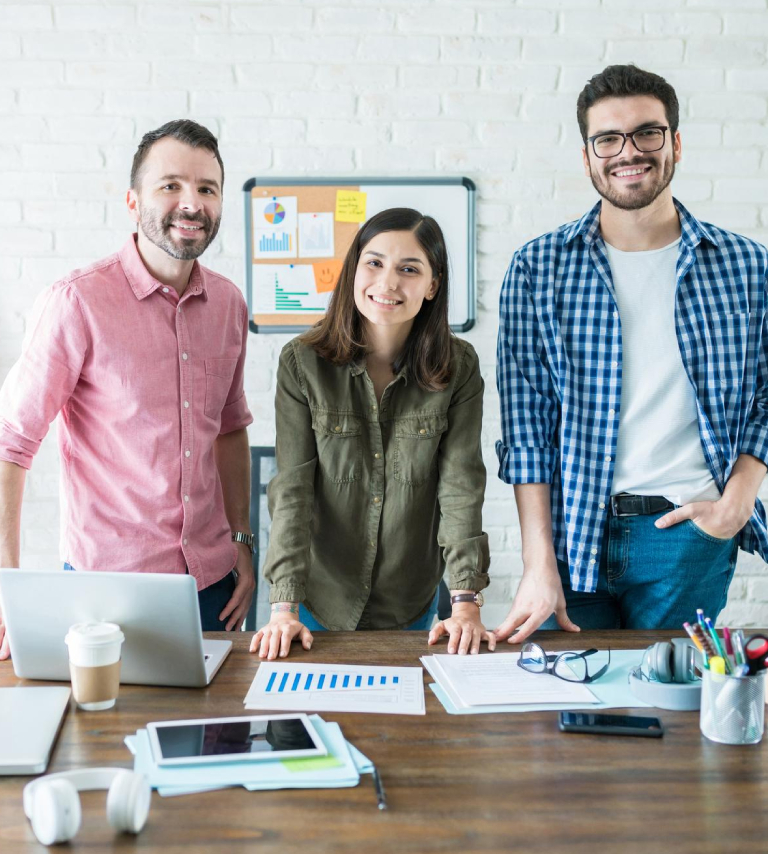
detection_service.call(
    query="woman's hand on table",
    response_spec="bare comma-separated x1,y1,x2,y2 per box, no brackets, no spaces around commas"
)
428,604,496,655
250,604,313,660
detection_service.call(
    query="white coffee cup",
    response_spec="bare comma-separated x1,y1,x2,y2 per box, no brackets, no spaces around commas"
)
64,622,125,711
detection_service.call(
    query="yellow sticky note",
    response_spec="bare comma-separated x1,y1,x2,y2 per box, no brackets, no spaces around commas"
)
313,259,343,293
335,190,367,223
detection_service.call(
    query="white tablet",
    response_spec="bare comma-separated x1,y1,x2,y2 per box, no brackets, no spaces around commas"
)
146,714,327,766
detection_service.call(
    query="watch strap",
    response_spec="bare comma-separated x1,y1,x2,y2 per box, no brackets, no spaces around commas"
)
450,592,483,608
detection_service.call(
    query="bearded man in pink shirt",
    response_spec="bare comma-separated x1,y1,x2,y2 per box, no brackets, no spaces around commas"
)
0,120,255,657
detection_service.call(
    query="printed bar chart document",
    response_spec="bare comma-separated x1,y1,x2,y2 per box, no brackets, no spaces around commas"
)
245,663,425,715
421,653,599,710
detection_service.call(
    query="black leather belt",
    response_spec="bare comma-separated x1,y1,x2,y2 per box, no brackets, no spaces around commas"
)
610,493,675,517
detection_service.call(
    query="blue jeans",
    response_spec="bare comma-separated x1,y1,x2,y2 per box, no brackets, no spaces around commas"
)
299,590,440,632
540,511,739,630
63,564,237,632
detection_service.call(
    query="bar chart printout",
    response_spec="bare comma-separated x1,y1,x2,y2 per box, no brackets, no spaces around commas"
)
244,663,425,715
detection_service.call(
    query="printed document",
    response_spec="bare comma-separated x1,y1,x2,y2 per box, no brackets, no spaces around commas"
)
421,653,599,709
244,662,425,715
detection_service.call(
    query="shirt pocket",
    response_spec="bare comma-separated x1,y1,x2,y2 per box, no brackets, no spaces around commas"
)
394,415,448,486
205,358,238,419
707,311,750,387
311,412,362,484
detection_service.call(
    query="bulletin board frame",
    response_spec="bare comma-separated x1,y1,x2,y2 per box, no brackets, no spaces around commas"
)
242,177,476,334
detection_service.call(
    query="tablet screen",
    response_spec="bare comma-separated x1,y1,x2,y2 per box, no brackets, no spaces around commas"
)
150,715,323,763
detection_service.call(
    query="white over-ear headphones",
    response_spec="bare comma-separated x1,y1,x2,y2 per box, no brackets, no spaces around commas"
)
23,768,151,846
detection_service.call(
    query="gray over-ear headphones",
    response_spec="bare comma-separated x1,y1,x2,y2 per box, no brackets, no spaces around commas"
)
629,638,702,711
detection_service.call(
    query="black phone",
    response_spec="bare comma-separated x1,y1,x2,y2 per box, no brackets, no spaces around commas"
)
558,711,664,737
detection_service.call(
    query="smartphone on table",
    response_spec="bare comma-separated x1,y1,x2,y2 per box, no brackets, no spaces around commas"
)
558,711,664,738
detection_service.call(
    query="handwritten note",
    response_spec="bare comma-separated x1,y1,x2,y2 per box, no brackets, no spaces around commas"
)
335,190,367,223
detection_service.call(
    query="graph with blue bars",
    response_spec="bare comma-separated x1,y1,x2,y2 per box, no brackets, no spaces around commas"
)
259,232,292,254
265,669,400,694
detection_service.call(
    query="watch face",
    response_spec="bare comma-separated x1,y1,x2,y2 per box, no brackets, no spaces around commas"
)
475,591,484,608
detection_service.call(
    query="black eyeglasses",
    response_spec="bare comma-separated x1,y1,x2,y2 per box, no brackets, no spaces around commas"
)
587,126,669,159
517,642,611,684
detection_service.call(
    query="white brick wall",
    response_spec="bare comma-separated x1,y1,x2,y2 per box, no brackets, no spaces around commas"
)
1,0,767,628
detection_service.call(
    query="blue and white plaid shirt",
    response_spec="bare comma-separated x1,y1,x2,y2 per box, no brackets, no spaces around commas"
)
496,199,768,593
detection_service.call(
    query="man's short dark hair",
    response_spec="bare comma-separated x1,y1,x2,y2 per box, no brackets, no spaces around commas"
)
130,119,224,190
576,64,679,142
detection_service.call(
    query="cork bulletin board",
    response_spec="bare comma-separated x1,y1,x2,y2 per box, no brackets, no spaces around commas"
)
242,177,476,334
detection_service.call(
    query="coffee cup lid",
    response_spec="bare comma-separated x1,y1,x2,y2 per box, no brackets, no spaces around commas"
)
65,622,124,647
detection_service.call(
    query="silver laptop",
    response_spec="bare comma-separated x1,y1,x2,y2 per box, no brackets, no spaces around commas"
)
0,569,232,687
0,687,71,774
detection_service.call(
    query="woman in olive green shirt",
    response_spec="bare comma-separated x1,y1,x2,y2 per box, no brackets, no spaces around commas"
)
250,208,493,659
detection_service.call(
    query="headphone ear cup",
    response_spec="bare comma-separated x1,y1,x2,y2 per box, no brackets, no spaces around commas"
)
30,779,82,846
651,641,674,683
106,771,151,834
671,637,696,683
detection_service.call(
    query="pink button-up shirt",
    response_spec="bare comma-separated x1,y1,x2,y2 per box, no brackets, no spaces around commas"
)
0,236,253,590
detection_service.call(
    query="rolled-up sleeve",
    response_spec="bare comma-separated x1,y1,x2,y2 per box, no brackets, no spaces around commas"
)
437,342,490,593
496,252,559,485
741,294,768,466
219,301,253,435
262,343,317,604
0,282,89,469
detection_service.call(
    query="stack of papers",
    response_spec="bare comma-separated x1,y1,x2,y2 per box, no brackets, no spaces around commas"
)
422,650,651,714
124,715,373,797
244,662,425,715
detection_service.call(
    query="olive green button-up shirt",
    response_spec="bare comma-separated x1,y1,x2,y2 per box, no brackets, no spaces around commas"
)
263,336,491,631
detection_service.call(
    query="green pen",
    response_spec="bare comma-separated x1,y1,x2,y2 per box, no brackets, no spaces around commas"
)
704,616,731,674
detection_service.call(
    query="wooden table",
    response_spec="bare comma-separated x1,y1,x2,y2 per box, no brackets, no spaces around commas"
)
2,630,768,854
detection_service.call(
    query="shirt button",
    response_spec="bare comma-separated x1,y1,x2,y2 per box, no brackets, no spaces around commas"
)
608,409,615,416
611,361,618,368
373,496,381,504
589,559,596,565
334,425,341,433
162,287,169,293
370,540,375,547
183,400,189,409
604,455,611,462
371,405,377,411
183,538,188,545
419,428,426,435
374,453,381,460
362,583,370,590
613,311,618,319
591,548,598,555
599,502,606,510
182,352,188,361
183,494,189,502
185,450,191,458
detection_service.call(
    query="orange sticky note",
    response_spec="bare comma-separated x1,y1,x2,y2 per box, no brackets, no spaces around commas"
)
313,259,343,293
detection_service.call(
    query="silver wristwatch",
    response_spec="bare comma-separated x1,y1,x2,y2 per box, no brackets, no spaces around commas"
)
231,532,254,555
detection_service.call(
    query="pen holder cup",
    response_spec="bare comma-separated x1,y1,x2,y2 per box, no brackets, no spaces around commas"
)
699,669,766,745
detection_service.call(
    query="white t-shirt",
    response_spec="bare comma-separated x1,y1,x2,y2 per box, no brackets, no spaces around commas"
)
606,238,719,505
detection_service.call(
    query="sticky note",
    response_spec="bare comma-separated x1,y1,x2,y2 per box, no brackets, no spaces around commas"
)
313,259,343,293
335,190,367,223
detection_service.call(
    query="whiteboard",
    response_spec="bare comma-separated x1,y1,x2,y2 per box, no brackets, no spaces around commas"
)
242,177,476,333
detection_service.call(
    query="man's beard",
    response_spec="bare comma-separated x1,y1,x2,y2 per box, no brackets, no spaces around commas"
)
589,154,675,212
138,208,221,261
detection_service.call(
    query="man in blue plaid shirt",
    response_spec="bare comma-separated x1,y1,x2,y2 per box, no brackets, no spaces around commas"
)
495,65,768,641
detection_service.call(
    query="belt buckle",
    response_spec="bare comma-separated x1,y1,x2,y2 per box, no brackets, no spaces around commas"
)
611,493,640,517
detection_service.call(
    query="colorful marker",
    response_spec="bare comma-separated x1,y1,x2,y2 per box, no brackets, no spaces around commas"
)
704,617,731,673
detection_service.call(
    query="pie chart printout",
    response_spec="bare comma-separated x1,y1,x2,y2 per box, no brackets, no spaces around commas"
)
263,201,286,225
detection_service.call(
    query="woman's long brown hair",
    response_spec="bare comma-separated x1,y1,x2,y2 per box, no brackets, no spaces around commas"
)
301,207,452,391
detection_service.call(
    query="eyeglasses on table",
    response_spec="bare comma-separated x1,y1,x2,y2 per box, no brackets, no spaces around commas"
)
517,642,611,684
